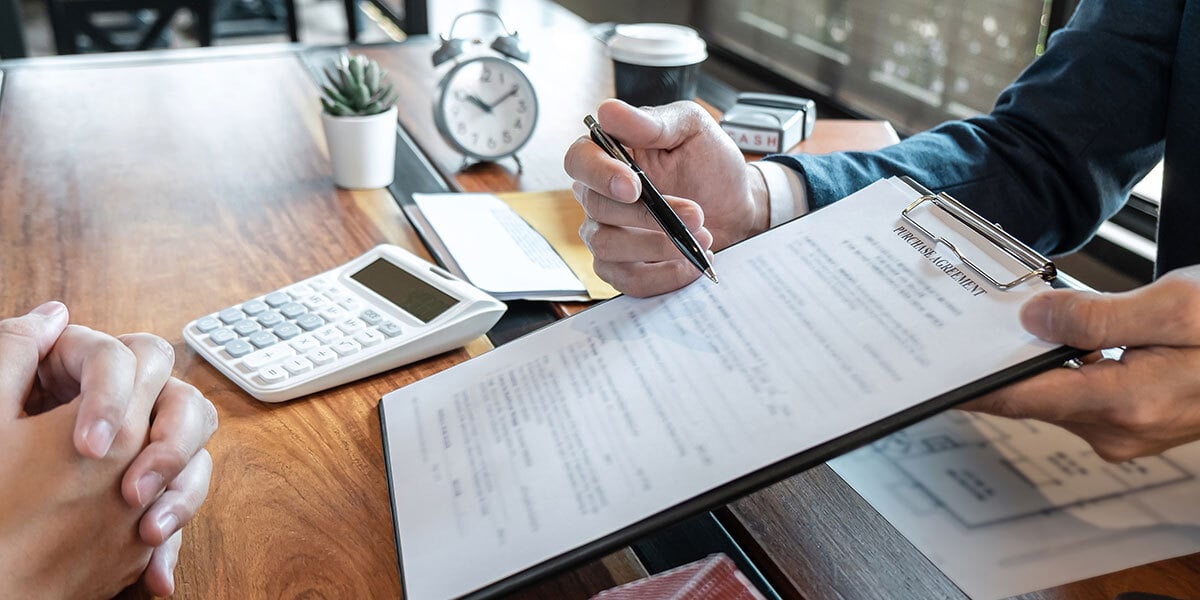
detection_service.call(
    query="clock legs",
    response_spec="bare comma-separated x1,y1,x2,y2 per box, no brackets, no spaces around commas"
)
457,154,523,175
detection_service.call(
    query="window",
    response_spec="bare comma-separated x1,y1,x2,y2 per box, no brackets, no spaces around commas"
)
695,0,1053,134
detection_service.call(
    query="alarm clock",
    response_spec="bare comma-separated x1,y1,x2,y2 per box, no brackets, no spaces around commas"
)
432,11,539,167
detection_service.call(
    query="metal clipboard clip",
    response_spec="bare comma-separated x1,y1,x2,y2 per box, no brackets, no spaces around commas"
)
899,178,1057,290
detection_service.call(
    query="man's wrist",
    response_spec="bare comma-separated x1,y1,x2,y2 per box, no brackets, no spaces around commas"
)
745,163,771,235
750,160,809,228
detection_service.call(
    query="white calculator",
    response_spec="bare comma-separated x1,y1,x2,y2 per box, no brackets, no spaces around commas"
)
183,244,506,402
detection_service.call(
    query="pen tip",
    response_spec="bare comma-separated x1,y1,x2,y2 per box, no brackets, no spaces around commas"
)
705,269,719,284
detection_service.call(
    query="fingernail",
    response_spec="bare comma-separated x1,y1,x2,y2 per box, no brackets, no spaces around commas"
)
610,175,636,201
156,512,179,537
85,419,115,457
136,472,164,507
31,301,66,317
1020,295,1054,338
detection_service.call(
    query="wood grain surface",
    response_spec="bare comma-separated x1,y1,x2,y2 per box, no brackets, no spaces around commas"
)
5,24,1200,600
0,50,641,599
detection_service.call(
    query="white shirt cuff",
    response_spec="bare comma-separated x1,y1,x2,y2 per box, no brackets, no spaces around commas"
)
749,161,809,228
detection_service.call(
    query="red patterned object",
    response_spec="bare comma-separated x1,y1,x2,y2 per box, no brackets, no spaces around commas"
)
590,554,767,600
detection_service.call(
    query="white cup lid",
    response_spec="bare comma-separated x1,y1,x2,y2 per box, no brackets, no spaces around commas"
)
607,23,708,67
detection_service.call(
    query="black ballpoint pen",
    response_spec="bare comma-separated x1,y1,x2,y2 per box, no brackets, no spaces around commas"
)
583,115,719,284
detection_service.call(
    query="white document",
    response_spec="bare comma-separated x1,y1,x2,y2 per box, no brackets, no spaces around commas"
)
412,193,587,301
382,178,1063,600
830,410,1200,599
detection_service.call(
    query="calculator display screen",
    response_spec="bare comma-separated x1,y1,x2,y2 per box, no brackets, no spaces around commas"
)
350,258,459,323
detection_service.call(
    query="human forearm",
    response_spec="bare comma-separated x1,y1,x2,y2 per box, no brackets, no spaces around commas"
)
768,0,1179,255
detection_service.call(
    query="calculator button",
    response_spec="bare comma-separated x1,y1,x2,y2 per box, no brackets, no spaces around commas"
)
354,329,383,347
306,347,337,366
273,322,301,340
282,357,313,375
287,285,310,299
328,291,353,304
195,316,221,333
290,335,320,353
248,331,278,349
241,300,269,316
257,311,284,328
264,291,291,307
296,314,324,331
257,366,288,384
331,339,360,356
241,344,296,371
225,339,253,358
279,302,306,319
209,328,236,345
314,326,343,344
359,309,383,325
339,297,363,312
233,319,261,337
377,321,403,337
302,295,330,310
219,308,245,324
338,318,365,334
319,305,347,321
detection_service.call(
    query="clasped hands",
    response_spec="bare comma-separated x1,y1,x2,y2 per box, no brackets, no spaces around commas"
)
0,301,217,599
565,99,1200,462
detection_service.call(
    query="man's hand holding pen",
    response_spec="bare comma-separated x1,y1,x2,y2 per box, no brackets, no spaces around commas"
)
565,99,767,297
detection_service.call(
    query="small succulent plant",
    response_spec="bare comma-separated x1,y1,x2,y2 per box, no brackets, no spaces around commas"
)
320,54,398,117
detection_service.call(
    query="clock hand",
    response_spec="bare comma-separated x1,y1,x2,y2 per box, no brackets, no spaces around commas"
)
487,85,521,108
455,91,493,113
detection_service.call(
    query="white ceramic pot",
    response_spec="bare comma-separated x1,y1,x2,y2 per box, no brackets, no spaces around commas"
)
320,105,398,189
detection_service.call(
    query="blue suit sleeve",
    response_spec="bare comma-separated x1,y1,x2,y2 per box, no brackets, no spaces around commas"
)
765,0,1180,255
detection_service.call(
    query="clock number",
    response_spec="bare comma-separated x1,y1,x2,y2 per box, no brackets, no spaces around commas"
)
487,137,497,150
499,72,506,85
517,100,527,114
472,133,479,146
457,122,467,135
481,67,492,83
514,119,523,130
503,131,512,144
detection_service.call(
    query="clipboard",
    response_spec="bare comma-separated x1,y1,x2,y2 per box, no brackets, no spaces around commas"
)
378,177,1085,600
896,176,1057,290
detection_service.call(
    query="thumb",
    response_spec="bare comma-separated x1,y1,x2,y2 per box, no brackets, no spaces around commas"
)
1020,275,1200,349
596,98,714,150
0,301,71,417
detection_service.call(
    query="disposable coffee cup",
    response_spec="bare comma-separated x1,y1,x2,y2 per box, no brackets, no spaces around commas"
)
607,24,708,107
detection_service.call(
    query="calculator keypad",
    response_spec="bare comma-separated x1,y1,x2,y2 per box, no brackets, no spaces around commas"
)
189,276,406,389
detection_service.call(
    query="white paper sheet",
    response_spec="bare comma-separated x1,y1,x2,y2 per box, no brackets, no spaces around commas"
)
412,193,587,300
382,178,1061,600
830,410,1200,599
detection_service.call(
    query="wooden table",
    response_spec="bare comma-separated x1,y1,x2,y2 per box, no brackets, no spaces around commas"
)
3,26,1199,600
0,46,642,599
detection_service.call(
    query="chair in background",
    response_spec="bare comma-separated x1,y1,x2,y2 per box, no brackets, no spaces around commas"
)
210,0,362,43
1,0,29,58
359,0,424,36
44,0,214,53
45,0,367,55
209,0,299,42
398,0,424,35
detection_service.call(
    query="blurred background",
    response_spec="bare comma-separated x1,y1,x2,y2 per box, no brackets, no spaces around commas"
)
1,0,1161,289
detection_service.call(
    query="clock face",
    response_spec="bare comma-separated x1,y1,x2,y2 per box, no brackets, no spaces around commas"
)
436,56,539,161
